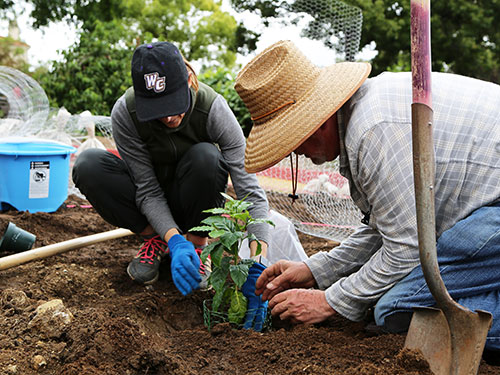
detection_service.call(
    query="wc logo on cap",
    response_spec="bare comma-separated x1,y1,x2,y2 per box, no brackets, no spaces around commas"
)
144,72,166,93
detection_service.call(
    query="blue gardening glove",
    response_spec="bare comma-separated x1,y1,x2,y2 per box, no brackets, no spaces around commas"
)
241,262,268,332
167,234,202,296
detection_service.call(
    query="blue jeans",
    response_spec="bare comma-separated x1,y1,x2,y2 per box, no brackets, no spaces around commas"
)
374,202,500,350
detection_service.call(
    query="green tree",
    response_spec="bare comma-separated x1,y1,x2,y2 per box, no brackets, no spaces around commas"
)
199,66,252,136
4,0,258,63
21,0,260,115
0,0,14,12
33,20,251,121
0,37,30,72
33,20,133,115
350,0,500,82
128,0,240,68
22,0,125,30
228,0,500,83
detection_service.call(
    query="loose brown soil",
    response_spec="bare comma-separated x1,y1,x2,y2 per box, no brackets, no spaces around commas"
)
0,195,498,374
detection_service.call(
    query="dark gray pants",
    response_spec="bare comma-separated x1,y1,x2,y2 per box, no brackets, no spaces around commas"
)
72,143,229,236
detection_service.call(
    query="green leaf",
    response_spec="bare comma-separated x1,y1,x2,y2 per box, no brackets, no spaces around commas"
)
239,258,255,267
200,242,216,264
220,192,234,202
210,244,225,267
228,290,247,325
189,225,212,232
201,215,228,227
222,286,233,307
209,229,226,238
232,212,251,223
211,257,230,292
230,263,251,288
245,234,262,256
212,287,226,312
201,216,234,232
249,218,276,227
219,232,242,251
203,207,229,215
234,200,252,212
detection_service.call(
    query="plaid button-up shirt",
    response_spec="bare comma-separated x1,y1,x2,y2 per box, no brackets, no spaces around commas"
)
305,72,500,321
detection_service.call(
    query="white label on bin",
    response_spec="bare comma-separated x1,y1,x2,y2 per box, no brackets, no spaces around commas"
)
29,161,50,199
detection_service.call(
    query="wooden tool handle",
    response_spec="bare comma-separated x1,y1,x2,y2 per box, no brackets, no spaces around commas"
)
0,228,134,271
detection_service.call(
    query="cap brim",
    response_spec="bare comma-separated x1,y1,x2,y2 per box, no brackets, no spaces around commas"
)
244,62,371,173
135,82,190,122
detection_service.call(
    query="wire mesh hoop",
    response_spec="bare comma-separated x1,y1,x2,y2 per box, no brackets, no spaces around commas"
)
289,0,363,62
0,66,50,136
202,299,272,332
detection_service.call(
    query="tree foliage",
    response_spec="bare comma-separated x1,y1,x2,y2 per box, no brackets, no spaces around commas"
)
0,37,30,72
199,67,252,137
0,0,14,11
33,20,133,115
129,0,240,67
350,0,500,82
28,0,124,29
5,0,258,64
229,0,500,83
3,0,258,116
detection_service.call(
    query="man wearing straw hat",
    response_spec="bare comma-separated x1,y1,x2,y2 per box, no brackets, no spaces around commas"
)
235,40,500,355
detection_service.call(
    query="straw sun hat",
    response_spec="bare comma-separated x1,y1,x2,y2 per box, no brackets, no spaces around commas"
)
235,40,371,173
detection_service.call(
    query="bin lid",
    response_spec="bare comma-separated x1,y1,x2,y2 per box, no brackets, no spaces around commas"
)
0,136,76,156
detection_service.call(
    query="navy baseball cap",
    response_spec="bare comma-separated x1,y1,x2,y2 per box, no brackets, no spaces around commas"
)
131,42,190,122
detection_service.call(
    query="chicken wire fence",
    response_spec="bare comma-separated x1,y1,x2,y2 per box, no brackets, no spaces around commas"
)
256,156,362,242
0,66,50,136
288,0,363,62
0,66,116,198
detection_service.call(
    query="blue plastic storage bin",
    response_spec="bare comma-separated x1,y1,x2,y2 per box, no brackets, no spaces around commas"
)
0,137,77,213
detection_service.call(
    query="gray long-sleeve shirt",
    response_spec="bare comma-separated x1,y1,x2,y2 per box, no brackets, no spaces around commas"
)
305,72,500,321
111,90,270,244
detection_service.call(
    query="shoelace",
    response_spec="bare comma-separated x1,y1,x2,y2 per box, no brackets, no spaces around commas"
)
137,235,167,265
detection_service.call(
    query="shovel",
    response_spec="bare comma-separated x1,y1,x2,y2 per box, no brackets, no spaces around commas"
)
0,228,133,271
404,1,492,374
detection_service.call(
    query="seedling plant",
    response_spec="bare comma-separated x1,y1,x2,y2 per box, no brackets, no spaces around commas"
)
191,193,274,326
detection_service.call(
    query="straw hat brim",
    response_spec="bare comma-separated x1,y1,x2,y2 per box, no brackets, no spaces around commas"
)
244,62,371,173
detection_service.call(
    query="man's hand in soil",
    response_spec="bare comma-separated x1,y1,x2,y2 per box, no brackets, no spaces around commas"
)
269,289,336,324
167,234,202,295
242,262,268,332
255,260,317,302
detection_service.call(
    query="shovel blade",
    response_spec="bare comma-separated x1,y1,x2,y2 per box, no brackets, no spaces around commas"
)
405,307,451,375
405,306,492,375
446,308,492,375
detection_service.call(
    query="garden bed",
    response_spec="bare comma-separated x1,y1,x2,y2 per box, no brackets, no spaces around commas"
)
0,195,497,374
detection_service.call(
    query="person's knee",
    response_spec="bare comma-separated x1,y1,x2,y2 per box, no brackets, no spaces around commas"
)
374,294,413,333
437,204,500,261
72,149,106,186
187,143,219,164
182,143,226,180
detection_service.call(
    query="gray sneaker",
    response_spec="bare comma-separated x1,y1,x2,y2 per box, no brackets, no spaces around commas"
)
127,235,167,285
195,248,212,291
